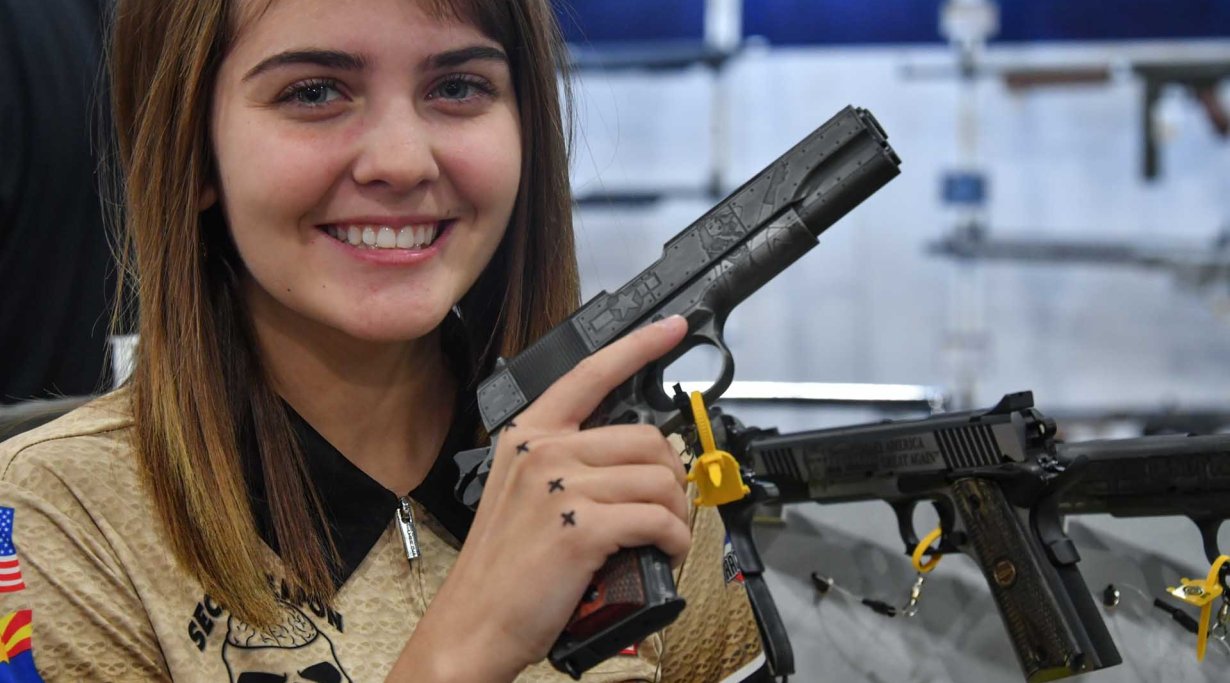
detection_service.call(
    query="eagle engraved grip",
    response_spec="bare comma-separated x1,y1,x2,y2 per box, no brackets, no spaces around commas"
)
951,478,1101,682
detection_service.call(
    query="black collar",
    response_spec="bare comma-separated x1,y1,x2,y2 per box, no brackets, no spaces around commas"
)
243,315,480,588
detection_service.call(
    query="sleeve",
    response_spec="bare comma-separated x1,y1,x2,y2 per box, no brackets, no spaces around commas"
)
0,456,168,681
657,501,768,683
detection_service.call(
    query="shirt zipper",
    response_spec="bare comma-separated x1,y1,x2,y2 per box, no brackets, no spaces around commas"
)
395,496,421,562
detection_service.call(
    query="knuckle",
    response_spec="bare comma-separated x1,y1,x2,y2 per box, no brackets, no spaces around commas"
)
646,503,674,529
669,512,692,541
633,424,665,447
531,436,575,466
657,512,691,555
508,434,552,464
651,467,680,499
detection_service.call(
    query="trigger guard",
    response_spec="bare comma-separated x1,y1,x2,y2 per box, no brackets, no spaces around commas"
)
699,337,736,406
1195,517,1225,566
682,319,736,404
645,322,734,411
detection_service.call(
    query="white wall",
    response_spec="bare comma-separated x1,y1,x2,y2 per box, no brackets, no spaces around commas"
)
569,39,1230,682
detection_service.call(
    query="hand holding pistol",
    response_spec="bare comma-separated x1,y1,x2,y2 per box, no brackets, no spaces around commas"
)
454,106,902,677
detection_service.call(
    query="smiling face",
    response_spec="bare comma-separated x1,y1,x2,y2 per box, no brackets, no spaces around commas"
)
208,0,522,346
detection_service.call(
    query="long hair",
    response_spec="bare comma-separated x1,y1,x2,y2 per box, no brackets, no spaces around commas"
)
107,0,577,626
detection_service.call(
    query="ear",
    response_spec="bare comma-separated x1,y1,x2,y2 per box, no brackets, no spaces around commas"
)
199,183,218,212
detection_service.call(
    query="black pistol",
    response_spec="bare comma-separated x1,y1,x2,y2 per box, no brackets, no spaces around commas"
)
727,392,1123,681
454,105,902,678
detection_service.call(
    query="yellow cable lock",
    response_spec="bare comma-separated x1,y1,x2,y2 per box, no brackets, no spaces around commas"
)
685,391,750,506
911,526,944,574
1166,554,1230,662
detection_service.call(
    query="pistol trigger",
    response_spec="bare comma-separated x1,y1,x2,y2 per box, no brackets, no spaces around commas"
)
891,500,921,556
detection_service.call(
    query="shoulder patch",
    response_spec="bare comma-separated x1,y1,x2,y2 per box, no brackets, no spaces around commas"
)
0,508,26,593
0,609,45,681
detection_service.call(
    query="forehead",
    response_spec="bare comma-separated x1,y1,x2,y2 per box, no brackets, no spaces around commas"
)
229,0,497,57
234,0,484,26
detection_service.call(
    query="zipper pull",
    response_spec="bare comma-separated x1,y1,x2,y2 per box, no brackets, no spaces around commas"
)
395,496,420,562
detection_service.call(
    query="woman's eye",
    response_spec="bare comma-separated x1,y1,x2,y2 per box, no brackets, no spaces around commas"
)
279,79,343,107
429,76,495,103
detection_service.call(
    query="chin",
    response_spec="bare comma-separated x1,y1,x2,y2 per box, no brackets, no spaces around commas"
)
333,309,451,345
340,322,443,345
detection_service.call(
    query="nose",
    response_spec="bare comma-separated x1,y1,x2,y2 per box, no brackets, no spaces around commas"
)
351,100,440,193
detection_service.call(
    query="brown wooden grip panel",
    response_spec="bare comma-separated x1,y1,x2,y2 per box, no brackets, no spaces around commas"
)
950,478,1090,682
566,548,647,638
550,546,684,677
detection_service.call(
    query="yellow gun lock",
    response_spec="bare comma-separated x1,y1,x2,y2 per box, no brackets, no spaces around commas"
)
1166,554,1229,662
685,391,750,507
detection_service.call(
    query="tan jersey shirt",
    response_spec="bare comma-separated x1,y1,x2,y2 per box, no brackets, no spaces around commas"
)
0,392,765,682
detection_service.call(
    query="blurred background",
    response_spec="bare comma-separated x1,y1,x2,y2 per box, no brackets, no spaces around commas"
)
1,0,1227,680
561,0,1229,681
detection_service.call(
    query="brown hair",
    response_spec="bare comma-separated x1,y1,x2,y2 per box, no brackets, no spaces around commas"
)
108,0,577,626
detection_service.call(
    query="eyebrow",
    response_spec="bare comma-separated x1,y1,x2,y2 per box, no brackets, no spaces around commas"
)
242,45,508,82
427,45,508,70
243,49,367,81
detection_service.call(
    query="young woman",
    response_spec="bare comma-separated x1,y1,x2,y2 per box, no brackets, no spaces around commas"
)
0,0,767,680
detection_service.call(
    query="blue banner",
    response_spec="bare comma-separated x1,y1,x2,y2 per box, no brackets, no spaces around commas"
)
560,0,1230,45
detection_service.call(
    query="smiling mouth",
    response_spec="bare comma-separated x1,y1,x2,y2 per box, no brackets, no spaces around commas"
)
322,221,449,250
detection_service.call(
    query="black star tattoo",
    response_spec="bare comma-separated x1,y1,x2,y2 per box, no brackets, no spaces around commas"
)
516,441,530,455
506,419,517,429
548,478,564,493
561,511,576,527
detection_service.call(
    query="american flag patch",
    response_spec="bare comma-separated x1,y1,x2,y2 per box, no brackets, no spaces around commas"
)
0,508,26,593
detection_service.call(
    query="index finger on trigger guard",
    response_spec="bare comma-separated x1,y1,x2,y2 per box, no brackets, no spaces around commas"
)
520,315,687,429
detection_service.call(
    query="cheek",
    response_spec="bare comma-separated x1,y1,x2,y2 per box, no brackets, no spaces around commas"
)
443,116,522,216
214,115,353,227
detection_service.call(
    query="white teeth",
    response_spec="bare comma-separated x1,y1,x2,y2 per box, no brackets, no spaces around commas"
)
328,222,441,250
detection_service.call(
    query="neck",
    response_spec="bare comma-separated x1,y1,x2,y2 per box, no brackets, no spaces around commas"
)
246,288,456,495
